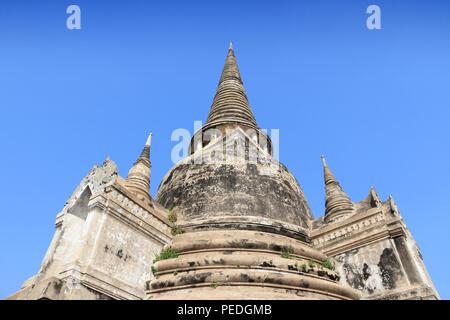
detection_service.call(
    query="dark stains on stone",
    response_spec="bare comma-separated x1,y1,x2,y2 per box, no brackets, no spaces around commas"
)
263,277,284,286
269,244,282,252
317,270,326,277
363,263,371,280
52,279,63,294
343,262,365,291
240,273,255,283
151,280,176,290
178,272,213,286
341,261,373,293
103,245,131,262
260,261,276,268
229,239,268,250
157,154,313,229
378,248,402,290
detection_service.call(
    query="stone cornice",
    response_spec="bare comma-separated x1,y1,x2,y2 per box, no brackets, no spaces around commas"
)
88,187,172,245
59,265,143,300
311,207,407,256
365,283,439,300
112,179,171,225
312,207,383,237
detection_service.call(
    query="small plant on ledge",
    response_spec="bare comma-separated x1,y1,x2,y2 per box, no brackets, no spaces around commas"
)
171,226,185,236
281,248,294,259
151,265,158,278
168,209,177,223
322,259,335,270
153,247,179,263
301,263,308,272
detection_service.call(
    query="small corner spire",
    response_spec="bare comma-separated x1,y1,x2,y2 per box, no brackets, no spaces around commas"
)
125,133,153,202
321,157,354,223
138,133,152,161
321,155,337,186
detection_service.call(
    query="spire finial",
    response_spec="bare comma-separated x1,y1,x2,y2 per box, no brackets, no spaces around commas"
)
229,41,233,50
321,155,327,167
322,156,336,185
146,132,153,147
204,43,258,131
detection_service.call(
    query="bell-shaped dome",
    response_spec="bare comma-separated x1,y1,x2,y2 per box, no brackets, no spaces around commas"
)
157,128,313,236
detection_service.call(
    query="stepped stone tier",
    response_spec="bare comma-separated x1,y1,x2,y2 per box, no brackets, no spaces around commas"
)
149,230,358,300
8,44,439,300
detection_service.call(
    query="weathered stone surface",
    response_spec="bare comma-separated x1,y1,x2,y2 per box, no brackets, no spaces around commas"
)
8,44,439,300
148,229,358,300
9,157,172,300
158,128,312,230
311,187,439,300
321,157,354,223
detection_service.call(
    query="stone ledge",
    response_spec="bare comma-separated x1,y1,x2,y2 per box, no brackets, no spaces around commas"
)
149,268,359,300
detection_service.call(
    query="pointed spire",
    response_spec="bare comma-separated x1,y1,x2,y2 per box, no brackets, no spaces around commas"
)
138,132,152,161
321,156,354,223
205,44,258,130
369,186,381,208
125,133,152,202
321,155,338,185
387,195,399,215
146,132,153,146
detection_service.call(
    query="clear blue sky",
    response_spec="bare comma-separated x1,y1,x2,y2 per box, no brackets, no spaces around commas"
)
1,0,449,299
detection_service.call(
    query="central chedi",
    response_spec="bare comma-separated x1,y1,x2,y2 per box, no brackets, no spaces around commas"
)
148,44,358,300
9,43,437,301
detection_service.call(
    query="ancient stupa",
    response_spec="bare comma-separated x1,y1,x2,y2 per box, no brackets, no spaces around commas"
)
8,45,438,300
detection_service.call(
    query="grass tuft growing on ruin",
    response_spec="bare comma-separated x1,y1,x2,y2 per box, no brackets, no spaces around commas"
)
322,259,335,270
171,226,185,236
151,265,159,279
280,248,294,259
153,247,179,263
168,209,177,223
